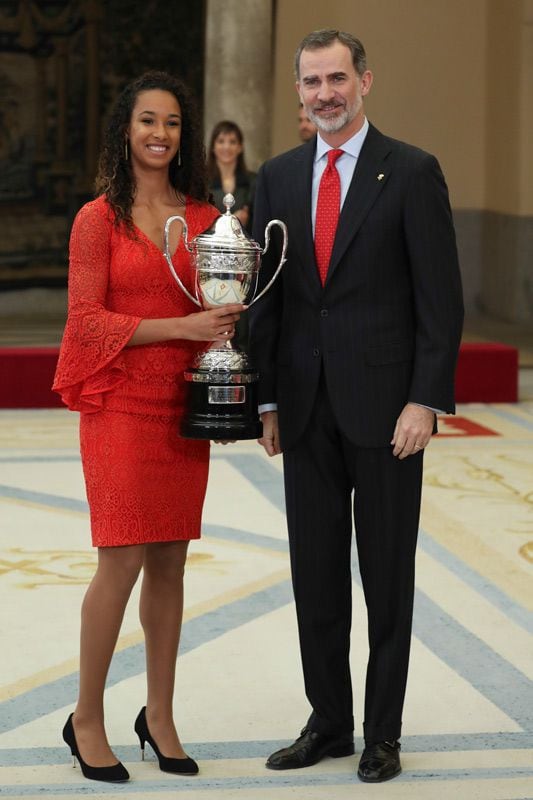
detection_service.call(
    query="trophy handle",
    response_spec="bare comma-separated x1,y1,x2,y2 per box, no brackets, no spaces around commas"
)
163,215,201,307
249,219,288,306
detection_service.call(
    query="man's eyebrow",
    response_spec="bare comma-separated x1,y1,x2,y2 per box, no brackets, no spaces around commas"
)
301,71,348,82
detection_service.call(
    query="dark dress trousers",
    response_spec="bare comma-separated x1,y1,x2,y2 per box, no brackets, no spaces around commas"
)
250,123,463,744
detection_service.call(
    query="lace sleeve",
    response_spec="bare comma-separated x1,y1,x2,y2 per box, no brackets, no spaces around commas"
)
52,200,142,412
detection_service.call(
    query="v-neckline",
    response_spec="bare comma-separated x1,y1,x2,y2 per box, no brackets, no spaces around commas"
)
132,199,187,257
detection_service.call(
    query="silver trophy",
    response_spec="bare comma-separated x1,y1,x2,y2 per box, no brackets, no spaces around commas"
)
164,193,288,439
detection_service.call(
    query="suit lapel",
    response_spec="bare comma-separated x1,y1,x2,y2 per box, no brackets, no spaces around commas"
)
326,125,392,283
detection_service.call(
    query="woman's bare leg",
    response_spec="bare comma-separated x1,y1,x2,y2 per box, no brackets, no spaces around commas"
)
139,540,190,758
72,544,145,766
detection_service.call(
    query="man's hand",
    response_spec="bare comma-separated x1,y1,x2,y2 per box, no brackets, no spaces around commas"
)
258,411,282,456
391,403,434,459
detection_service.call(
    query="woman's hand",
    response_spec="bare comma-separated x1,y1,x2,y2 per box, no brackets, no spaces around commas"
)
178,303,245,342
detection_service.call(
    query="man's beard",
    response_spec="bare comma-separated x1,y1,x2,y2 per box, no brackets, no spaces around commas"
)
307,97,360,134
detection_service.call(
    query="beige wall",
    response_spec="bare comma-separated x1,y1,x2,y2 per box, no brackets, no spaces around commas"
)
268,0,533,320
272,0,533,216
485,0,533,216
519,0,533,215
272,0,487,209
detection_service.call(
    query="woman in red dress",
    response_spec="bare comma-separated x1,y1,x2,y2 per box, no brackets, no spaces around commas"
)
53,71,244,783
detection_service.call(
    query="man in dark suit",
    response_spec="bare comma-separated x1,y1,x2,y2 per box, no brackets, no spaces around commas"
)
250,29,463,783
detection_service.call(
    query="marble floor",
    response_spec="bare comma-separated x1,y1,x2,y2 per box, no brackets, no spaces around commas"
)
0,404,532,799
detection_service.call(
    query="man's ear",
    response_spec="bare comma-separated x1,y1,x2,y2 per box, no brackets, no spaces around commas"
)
360,70,373,97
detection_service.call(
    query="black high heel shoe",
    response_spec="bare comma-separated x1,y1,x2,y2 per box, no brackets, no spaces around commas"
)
134,706,199,775
62,713,129,783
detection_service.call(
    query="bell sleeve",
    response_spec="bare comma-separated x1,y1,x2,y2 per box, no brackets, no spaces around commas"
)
52,201,142,412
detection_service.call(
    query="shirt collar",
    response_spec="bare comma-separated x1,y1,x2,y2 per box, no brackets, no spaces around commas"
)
314,117,369,162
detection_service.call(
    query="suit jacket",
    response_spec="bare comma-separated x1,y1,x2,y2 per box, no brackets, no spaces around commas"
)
250,123,464,450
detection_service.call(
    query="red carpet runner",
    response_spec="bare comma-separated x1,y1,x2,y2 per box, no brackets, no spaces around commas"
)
455,342,518,403
0,342,519,408
0,348,63,408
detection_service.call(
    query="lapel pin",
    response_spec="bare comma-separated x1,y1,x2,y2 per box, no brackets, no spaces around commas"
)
377,173,385,181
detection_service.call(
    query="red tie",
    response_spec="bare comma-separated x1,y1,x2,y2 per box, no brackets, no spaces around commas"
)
314,148,344,285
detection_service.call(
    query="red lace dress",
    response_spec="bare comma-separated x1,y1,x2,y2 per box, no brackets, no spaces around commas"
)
53,195,219,547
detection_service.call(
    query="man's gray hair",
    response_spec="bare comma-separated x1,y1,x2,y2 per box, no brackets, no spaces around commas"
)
294,29,367,79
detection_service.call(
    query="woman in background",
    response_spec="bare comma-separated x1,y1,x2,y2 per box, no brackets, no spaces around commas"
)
207,120,256,232
207,120,255,349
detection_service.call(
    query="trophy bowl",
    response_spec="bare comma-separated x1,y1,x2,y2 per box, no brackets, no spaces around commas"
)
164,194,287,440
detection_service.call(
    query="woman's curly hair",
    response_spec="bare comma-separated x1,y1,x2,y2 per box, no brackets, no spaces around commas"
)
95,71,209,234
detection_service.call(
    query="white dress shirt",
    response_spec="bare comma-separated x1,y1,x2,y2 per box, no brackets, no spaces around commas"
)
311,117,369,235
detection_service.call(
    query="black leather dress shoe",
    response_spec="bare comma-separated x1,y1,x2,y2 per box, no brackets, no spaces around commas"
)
357,740,401,782
266,727,354,770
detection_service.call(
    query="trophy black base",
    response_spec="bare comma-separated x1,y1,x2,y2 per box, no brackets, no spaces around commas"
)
180,370,263,441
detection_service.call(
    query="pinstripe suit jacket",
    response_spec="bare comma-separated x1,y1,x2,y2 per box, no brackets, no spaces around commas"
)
250,123,464,450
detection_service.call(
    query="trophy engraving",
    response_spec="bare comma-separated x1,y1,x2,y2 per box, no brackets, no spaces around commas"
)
164,194,288,440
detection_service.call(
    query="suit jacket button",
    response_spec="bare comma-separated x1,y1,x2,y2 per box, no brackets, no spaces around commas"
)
320,309,328,317
313,348,320,357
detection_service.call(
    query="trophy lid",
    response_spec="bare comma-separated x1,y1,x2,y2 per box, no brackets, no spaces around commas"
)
193,194,260,251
